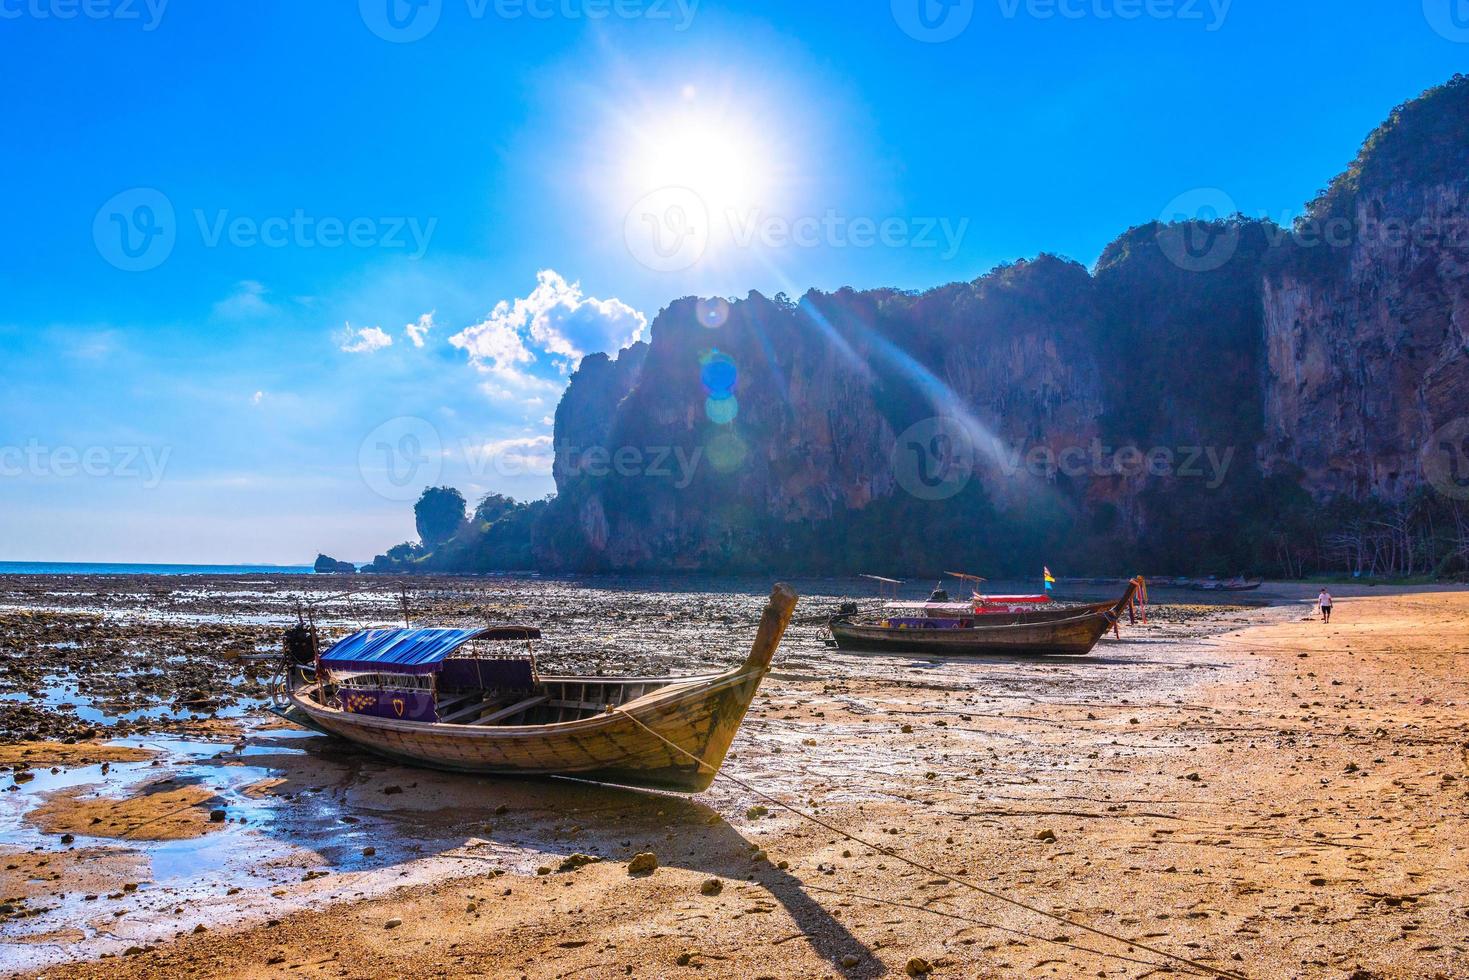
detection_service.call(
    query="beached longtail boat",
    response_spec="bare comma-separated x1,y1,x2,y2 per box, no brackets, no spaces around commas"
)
828,577,1145,657
270,584,798,792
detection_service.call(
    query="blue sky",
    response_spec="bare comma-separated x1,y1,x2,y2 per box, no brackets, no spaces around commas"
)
1,1,1465,563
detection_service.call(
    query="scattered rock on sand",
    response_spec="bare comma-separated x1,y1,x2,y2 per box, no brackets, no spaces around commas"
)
700,878,723,895
627,852,658,875
558,853,600,872
906,956,932,976
1034,829,1057,843
384,918,402,930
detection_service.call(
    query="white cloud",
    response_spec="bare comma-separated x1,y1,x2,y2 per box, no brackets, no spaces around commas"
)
450,270,646,385
405,311,434,348
213,280,274,321
251,390,265,406
339,322,393,354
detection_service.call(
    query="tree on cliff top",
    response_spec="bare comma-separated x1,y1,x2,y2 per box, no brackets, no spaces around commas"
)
414,486,467,549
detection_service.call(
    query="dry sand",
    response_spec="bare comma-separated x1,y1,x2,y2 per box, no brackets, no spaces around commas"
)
5,587,1467,979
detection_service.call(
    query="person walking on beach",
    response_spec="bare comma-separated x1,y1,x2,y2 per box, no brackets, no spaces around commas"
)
1318,588,1334,623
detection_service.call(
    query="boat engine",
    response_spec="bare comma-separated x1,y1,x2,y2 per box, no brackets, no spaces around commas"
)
282,621,319,667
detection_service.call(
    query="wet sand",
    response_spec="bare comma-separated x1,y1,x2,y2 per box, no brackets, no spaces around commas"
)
1,577,1466,978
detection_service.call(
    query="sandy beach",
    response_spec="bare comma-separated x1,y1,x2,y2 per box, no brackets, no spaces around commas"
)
2,579,1466,979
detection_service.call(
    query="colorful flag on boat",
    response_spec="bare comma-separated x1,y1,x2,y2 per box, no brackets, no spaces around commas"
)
1043,567,1056,592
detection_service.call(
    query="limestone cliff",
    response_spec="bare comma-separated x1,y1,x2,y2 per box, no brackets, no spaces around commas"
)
1261,77,1469,497
525,75,1469,575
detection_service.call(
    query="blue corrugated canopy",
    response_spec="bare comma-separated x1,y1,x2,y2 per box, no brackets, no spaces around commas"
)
320,627,486,675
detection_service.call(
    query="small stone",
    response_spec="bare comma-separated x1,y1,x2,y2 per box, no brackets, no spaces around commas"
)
746,805,768,820
267,954,286,965
384,918,402,929
1034,829,1057,843
842,954,861,967
905,957,932,976
700,878,723,896
1309,876,1327,886
362,846,376,857
1185,773,1201,782
193,924,208,934
900,724,914,734
558,853,600,872
60,834,75,844
209,809,227,823
382,785,403,796
627,852,658,875
536,866,552,876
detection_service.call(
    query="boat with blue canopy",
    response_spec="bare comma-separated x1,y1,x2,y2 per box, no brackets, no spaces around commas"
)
271,585,799,792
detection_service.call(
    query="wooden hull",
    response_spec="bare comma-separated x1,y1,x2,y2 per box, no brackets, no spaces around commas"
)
830,578,1142,658
830,611,1114,656
280,584,798,793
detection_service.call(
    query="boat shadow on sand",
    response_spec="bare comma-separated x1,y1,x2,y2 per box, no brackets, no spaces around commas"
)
226,729,885,977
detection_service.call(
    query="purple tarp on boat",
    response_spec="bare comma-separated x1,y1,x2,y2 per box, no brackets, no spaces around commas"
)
341,688,438,722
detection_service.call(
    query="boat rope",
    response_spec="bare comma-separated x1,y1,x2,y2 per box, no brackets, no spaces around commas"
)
800,883,1171,972
619,711,1246,980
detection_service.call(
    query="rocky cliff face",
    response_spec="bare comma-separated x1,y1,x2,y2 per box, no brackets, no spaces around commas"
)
1260,76,1469,500
531,75,1469,575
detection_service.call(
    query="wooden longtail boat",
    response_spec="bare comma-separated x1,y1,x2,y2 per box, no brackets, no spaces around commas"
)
828,577,1144,657
271,584,798,793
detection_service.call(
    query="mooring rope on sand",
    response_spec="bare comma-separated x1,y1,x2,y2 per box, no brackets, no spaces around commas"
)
620,711,1248,980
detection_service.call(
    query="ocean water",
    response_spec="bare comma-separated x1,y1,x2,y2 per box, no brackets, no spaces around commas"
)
0,561,316,576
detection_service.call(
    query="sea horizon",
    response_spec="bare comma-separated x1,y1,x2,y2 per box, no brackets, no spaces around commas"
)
0,561,318,576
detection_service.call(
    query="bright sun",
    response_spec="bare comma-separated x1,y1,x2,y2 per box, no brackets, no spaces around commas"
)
622,94,780,218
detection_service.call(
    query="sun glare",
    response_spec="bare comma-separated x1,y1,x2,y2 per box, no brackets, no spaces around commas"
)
622,99,781,220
